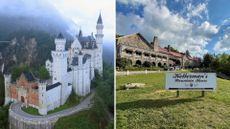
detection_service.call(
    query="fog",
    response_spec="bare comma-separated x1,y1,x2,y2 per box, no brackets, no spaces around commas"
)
0,0,57,17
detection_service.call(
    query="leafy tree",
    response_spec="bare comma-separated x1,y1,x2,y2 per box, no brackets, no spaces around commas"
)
0,74,4,105
0,105,9,129
10,65,31,82
203,53,213,68
37,66,49,80
116,58,132,69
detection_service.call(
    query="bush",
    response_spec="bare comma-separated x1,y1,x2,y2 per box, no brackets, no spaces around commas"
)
116,58,132,70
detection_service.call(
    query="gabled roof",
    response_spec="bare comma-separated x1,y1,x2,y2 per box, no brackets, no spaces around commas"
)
158,48,183,58
116,33,151,50
22,72,36,82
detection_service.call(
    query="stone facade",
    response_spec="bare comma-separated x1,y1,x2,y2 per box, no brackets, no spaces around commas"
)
116,33,200,68
4,72,39,109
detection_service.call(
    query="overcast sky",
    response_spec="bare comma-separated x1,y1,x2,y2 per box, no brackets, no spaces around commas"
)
117,0,230,57
48,0,115,44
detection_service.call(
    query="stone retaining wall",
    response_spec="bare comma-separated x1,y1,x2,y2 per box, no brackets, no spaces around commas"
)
9,110,58,129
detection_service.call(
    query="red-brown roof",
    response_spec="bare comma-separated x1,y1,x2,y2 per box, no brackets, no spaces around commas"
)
158,48,183,58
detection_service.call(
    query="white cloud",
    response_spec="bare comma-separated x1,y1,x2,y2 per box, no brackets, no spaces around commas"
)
48,0,115,44
187,2,208,20
117,0,218,57
214,27,230,53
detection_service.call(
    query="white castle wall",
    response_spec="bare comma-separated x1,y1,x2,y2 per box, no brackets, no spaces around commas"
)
45,86,61,111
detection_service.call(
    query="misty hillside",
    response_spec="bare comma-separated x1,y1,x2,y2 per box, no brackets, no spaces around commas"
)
0,0,74,40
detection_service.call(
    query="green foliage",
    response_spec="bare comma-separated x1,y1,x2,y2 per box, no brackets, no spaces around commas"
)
36,66,49,80
0,73,4,106
9,64,51,82
116,73,230,129
116,58,161,71
91,96,109,128
105,121,114,129
0,105,9,129
54,110,100,129
203,53,213,68
21,106,40,116
116,58,132,70
10,65,31,82
203,53,230,76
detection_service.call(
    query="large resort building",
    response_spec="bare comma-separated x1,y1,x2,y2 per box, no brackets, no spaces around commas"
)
116,33,200,68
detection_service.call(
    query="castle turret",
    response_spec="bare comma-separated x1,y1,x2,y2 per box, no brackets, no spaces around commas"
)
95,13,104,75
51,33,68,84
4,74,11,105
38,81,47,115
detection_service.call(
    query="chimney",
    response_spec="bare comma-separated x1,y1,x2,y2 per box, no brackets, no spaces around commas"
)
167,45,170,52
152,36,159,51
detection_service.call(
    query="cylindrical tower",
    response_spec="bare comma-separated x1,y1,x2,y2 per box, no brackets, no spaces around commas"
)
95,13,104,75
38,80,47,115
4,74,11,105
51,33,68,84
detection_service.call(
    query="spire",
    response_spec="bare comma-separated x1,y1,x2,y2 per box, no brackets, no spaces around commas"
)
78,28,82,37
97,13,103,24
57,33,64,39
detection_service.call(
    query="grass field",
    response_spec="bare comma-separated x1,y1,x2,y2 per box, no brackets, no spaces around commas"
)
54,110,100,129
116,72,230,129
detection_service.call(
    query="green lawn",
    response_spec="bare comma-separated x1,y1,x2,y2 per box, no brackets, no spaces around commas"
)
116,72,230,129
54,110,100,129
21,106,40,116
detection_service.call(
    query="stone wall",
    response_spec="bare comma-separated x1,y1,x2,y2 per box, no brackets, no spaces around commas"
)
9,109,58,129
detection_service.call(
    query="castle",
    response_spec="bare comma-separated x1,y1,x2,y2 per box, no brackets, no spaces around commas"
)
116,33,200,68
4,13,104,115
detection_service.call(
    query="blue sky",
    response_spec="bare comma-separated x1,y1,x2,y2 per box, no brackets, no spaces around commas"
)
116,0,230,57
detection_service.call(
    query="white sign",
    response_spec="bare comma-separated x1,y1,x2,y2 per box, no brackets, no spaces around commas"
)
165,73,216,90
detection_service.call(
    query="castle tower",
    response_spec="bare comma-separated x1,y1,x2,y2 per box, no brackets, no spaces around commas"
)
77,51,84,95
38,81,47,115
51,33,69,105
51,33,68,84
95,13,104,75
4,74,11,105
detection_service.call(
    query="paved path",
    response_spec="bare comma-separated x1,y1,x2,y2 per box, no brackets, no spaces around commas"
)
10,90,95,121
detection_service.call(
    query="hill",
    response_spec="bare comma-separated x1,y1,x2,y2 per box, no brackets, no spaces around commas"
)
116,72,230,129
